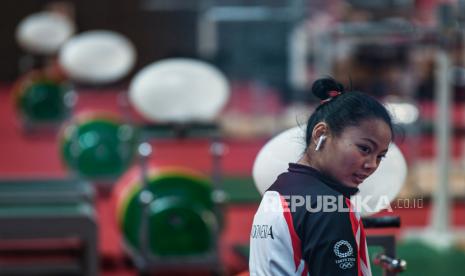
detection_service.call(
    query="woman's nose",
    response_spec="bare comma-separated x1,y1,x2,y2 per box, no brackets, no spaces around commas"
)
363,156,378,171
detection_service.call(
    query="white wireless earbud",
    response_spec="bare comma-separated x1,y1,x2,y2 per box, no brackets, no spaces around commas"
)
315,135,327,151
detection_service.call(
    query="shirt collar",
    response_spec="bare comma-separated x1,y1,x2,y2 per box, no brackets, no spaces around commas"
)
288,163,359,198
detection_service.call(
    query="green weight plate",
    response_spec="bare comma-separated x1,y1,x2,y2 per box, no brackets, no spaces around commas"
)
146,172,214,210
120,172,217,255
18,80,70,122
118,171,214,224
124,197,215,256
61,117,137,179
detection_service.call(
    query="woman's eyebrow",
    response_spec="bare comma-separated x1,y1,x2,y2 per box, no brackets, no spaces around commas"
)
362,137,390,153
361,137,378,148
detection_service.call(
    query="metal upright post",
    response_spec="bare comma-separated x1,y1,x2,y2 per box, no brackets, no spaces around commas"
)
426,3,454,248
210,132,226,275
137,142,154,271
430,48,452,237
210,133,227,210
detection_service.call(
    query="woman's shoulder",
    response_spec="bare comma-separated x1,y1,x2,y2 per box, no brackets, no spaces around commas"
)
270,169,343,198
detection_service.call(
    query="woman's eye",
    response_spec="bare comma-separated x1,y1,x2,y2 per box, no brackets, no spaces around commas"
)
377,154,386,161
358,145,371,154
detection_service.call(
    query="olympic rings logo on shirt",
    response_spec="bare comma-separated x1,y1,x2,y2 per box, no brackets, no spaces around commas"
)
339,261,354,269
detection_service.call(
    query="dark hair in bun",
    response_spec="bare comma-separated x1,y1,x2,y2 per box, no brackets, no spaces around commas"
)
305,77,394,148
311,77,345,101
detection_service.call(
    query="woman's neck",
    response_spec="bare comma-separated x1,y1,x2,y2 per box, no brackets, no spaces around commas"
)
298,151,321,171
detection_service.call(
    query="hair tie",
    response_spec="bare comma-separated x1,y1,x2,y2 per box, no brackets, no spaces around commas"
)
320,90,341,104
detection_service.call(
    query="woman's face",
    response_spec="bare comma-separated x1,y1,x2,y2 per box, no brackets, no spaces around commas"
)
319,119,392,188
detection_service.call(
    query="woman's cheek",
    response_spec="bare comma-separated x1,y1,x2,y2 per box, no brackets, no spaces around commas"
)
343,150,363,170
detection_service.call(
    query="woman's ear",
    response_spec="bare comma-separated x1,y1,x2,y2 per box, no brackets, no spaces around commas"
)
312,123,329,151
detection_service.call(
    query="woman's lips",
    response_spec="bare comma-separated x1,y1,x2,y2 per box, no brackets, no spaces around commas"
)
352,173,368,184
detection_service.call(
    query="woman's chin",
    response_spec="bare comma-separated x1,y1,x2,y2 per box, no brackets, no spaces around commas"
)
344,180,361,188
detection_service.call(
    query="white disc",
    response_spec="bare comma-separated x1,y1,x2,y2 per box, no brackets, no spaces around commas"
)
129,58,230,122
59,30,136,84
252,126,306,195
16,12,75,55
252,126,407,217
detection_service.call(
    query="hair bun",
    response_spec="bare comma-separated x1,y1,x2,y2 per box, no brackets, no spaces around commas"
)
311,78,345,100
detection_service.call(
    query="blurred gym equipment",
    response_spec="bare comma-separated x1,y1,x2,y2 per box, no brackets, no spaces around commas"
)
12,70,75,131
15,10,75,74
59,30,136,85
0,178,93,204
363,216,407,276
0,178,97,276
85,56,230,274
196,0,307,102
114,165,220,256
16,11,75,56
112,124,226,274
60,112,138,180
129,58,230,123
